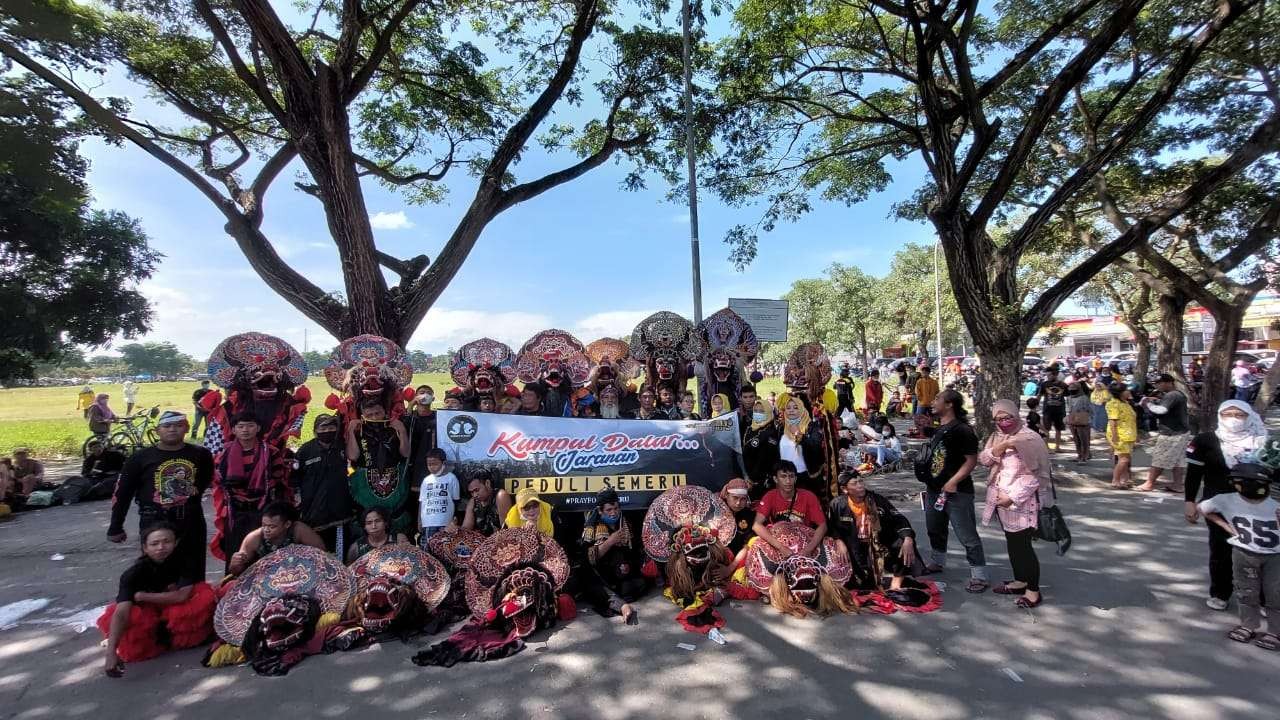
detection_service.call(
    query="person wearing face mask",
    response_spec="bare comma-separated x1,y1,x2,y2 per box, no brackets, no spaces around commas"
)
778,396,827,497
405,384,438,507
979,400,1051,609
1090,368,1113,433
742,399,781,498
292,414,354,553
1185,400,1270,611
505,488,555,536
575,488,649,623
1199,462,1280,649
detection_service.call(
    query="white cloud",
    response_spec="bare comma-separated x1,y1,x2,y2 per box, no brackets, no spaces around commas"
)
370,211,415,230
407,308,553,353
573,310,656,341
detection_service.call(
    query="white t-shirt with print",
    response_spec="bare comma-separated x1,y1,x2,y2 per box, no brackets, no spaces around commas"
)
418,471,460,529
1199,492,1280,554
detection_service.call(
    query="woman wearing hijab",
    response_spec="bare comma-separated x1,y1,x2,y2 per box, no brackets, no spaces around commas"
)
742,399,781,498
1186,400,1269,611
779,396,828,498
979,400,1051,609
88,393,118,436
709,393,732,418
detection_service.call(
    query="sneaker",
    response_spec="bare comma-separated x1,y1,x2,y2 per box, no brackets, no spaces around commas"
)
1206,597,1229,611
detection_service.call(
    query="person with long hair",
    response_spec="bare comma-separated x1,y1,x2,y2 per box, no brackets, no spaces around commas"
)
1185,400,1270,611
916,389,988,593
1106,384,1138,489
980,400,1051,609
346,506,412,563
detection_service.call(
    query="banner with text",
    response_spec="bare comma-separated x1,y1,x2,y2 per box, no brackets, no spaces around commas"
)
436,410,743,510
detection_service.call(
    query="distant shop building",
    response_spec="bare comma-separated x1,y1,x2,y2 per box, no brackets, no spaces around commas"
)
1032,294,1280,357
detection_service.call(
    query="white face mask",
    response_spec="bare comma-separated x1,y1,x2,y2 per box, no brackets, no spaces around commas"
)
417,393,434,405
1220,416,1247,433
752,412,766,423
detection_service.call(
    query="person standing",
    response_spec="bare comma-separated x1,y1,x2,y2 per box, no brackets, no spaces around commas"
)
916,390,988,593
914,365,940,417
404,384,438,508
291,414,353,553
417,448,459,544
1090,369,1113,433
107,411,214,578
1137,373,1191,493
1185,400,1269,610
1035,365,1069,452
1199,462,1280,649
736,384,758,438
77,385,95,418
1230,360,1254,401
834,365,856,416
190,380,212,439
742,399,781,497
905,364,921,413
122,380,139,416
1066,382,1094,463
1106,384,1139,489
864,369,884,415
979,400,1050,609
88,393,117,436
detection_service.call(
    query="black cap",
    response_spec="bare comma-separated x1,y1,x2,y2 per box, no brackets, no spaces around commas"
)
1228,462,1274,485
1156,373,1177,383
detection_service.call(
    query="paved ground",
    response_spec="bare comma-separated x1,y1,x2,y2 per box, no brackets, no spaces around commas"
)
3,436,1279,720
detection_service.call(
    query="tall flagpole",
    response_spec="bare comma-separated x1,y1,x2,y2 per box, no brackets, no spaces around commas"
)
681,0,704,324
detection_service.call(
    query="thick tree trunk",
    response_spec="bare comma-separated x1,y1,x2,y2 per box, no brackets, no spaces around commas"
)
1200,302,1246,429
973,343,1024,439
1133,333,1152,380
1254,355,1280,413
1156,292,1188,375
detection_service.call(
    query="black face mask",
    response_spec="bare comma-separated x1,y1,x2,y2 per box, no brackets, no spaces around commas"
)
316,431,338,444
1237,482,1270,500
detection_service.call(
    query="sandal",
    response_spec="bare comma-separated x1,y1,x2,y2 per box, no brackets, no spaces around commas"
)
1228,626,1257,643
1255,632,1280,651
923,563,944,575
1014,595,1042,609
964,579,989,594
993,581,1027,595
105,659,125,678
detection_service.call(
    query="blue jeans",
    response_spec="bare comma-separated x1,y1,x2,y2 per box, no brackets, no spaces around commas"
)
874,446,902,466
924,490,988,580
1090,403,1108,432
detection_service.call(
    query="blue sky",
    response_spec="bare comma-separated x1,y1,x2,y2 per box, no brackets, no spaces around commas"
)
76,16,944,361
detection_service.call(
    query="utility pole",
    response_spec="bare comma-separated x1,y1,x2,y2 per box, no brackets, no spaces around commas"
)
934,239,945,362
681,0,703,324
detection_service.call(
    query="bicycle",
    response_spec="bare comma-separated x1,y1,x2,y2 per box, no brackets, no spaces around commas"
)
82,405,160,457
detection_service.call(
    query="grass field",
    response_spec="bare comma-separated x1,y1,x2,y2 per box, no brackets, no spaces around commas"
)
0,374,845,458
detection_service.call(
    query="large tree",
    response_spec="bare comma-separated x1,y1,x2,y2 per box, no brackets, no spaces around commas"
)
1,0,686,345
708,0,1278,429
0,75,158,382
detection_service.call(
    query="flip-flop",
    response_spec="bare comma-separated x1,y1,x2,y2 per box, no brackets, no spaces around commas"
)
1014,595,1042,609
1255,632,1280,651
993,581,1027,595
965,579,989,594
624,610,639,626
1228,626,1257,643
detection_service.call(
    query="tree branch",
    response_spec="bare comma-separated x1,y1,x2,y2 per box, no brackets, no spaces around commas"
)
346,0,427,100
976,0,1109,99
192,0,285,118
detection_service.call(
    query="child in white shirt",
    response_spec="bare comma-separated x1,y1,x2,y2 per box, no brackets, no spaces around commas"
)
418,448,459,546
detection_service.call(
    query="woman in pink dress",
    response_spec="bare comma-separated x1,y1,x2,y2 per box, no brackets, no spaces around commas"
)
979,399,1052,609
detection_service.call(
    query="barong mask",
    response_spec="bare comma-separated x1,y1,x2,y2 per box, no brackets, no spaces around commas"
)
696,309,759,411
451,339,517,397
745,522,856,618
586,338,640,395
350,545,450,636
670,524,717,567
208,332,308,401
254,595,314,652
630,312,704,393
516,330,591,389
779,555,823,605
783,342,832,401
464,529,570,639
489,566,555,638
325,335,414,411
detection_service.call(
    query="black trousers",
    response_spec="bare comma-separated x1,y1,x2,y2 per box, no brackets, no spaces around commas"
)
1005,528,1040,592
1208,520,1234,602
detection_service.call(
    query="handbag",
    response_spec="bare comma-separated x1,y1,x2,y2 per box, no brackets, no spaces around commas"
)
1067,409,1091,426
1035,470,1072,555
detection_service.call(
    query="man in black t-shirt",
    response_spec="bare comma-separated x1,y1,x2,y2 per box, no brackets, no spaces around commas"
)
404,384,438,507
915,390,987,592
1036,366,1069,452
292,414,353,553
108,411,214,578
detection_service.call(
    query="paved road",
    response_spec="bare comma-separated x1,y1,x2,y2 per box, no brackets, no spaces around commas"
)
2,439,1278,720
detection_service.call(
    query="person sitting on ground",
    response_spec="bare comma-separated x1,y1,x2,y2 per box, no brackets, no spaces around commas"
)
867,424,902,468
418,448,460,545
346,506,412,564
1199,462,1280,651
82,439,126,480
828,472,924,591
227,502,326,578
0,458,16,505
11,448,45,497
753,460,830,558
576,488,649,624
504,488,554,536
461,470,511,536
1024,397,1044,438
98,523,217,678
720,478,757,566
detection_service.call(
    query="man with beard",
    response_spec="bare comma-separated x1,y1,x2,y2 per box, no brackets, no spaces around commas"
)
577,488,649,623
108,411,214,578
598,384,624,420
291,414,352,553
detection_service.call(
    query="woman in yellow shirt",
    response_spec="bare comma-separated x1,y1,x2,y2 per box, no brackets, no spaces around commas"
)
1105,385,1138,489
504,489,555,536
77,386,95,418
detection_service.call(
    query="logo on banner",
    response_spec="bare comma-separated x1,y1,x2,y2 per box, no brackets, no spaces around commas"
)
446,414,479,443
